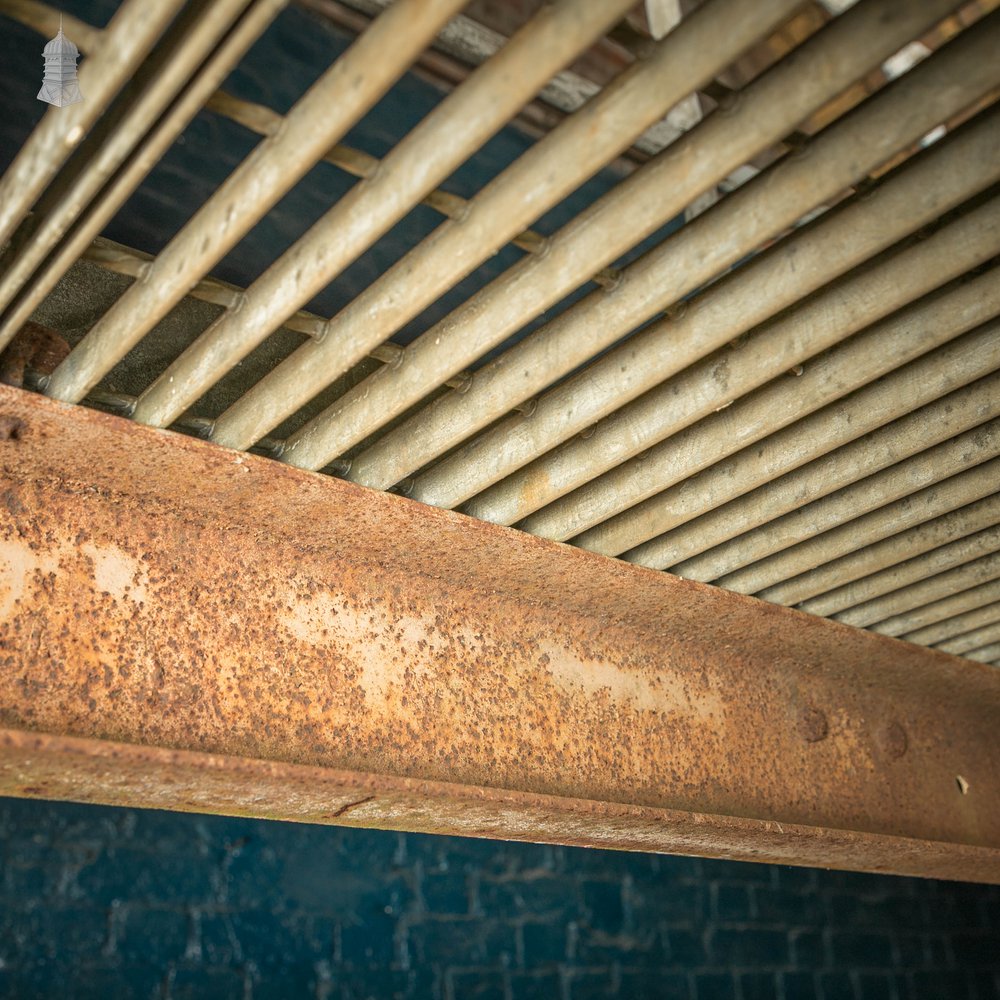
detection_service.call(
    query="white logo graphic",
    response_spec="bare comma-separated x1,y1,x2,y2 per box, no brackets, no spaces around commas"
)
38,16,83,107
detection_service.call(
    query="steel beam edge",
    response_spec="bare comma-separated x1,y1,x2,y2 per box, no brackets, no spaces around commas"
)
2,727,999,884
0,385,998,883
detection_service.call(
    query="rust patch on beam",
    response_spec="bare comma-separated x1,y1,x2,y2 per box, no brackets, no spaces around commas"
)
0,385,998,881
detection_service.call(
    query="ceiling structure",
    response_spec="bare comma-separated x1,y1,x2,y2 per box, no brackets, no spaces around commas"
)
0,1,999,657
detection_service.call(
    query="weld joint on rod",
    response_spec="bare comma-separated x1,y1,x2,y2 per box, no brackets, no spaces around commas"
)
601,267,624,292
786,139,813,162
533,235,553,260
716,87,743,115
783,130,810,154
666,300,689,321
314,319,333,346
452,191,474,226
853,175,880,201
365,156,390,186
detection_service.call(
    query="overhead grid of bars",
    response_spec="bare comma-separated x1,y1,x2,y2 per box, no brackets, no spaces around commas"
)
0,0,998,663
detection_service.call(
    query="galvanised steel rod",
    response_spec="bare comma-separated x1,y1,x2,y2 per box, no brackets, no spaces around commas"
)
0,0,288,349
0,1,618,291
77,239,330,343
460,134,1000,530
43,0,466,404
78,237,524,407
130,0,639,430
903,600,1000,647
758,495,1000,609
2,384,999,883
580,280,1000,564
875,580,1000,639
938,620,1000,656
403,107,1000,522
966,642,1000,664
18,369,311,472
0,0,254,315
205,90,618,290
209,0,808,453
704,447,1000,596
795,525,1000,619
836,551,1000,630
344,10,1000,497
204,90,618,287
0,0,186,315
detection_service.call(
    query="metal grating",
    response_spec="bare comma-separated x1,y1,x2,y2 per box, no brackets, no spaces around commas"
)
1,0,998,666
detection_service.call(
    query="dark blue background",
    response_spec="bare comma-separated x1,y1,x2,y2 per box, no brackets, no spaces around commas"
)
1,797,999,999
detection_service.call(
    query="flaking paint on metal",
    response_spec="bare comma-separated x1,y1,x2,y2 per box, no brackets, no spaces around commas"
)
0,386,998,866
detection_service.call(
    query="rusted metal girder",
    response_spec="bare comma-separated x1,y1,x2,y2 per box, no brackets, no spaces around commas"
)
1,385,998,883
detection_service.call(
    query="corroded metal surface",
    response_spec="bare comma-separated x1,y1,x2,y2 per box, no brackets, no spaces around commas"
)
1,385,998,880
3,729,999,884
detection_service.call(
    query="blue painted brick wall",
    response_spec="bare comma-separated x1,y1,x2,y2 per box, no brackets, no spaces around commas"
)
1,798,998,999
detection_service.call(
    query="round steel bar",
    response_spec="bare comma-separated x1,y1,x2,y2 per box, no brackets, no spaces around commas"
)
874,580,1000,638
487,159,1000,537
347,12,1000,497
0,0,288,349
705,446,1000,595
903,600,1000,647
43,0,468,404
77,237,521,404
209,0,808,454
0,0,255,321
410,108,1000,521
0,1,617,292
938,620,1000,656
835,551,1000,629
596,294,1000,566
795,524,1000,618
758,495,1000,609
965,642,1000,664
130,0,639,429
0,0,187,339
202,91,614,283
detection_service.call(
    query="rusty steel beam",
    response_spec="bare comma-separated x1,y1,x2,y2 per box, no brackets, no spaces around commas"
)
0,385,998,883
